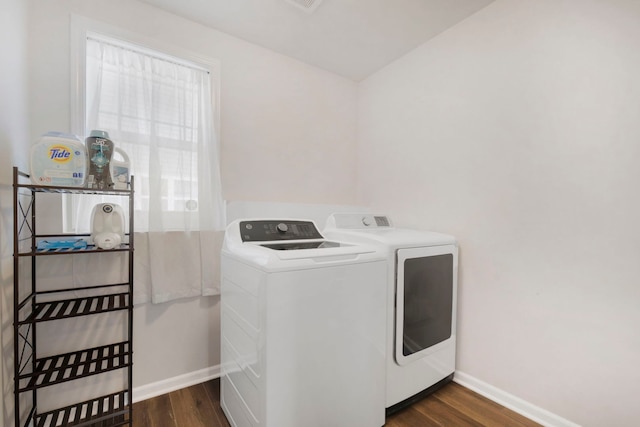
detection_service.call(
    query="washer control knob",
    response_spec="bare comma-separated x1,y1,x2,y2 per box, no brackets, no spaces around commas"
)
362,216,372,227
277,223,289,233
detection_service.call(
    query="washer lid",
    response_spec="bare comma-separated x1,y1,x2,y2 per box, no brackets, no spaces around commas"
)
260,241,344,250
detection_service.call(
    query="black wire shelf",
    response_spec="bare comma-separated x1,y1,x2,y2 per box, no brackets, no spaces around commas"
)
18,341,131,392
13,167,135,426
17,243,132,257
20,292,130,324
15,181,132,196
34,390,129,427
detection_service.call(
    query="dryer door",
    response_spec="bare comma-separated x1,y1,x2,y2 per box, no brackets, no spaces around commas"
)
395,245,457,366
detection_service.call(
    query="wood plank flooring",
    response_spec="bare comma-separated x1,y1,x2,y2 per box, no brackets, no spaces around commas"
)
132,378,541,427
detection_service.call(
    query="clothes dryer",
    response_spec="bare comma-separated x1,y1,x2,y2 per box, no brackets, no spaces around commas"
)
324,213,458,414
221,219,387,427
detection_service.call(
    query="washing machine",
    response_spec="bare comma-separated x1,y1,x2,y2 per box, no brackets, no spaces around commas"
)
324,213,458,414
220,219,387,427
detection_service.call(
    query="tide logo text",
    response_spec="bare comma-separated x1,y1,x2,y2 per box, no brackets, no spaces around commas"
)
49,146,72,163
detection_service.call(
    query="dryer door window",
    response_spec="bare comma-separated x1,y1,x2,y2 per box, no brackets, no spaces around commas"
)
395,245,457,366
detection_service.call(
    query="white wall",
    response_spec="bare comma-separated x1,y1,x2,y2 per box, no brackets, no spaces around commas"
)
0,1,30,171
26,0,358,402
0,1,31,425
357,0,640,425
28,0,358,205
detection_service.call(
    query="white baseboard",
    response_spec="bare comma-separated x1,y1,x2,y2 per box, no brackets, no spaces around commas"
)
133,365,221,403
453,371,581,427
133,366,579,427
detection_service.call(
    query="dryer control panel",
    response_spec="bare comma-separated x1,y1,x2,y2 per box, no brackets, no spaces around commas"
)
327,214,393,230
240,220,323,242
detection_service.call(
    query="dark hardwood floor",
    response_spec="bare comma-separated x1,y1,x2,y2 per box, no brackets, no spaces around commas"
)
132,378,541,427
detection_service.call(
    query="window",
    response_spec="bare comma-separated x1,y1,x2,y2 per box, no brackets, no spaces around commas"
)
68,20,224,233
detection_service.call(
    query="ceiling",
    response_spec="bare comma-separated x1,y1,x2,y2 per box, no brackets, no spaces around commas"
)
139,0,494,81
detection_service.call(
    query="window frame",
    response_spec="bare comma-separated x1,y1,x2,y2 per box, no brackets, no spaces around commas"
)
67,15,221,232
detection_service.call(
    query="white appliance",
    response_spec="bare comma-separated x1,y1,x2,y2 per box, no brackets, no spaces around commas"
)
90,203,125,249
324,213,458,414
220,219,387,427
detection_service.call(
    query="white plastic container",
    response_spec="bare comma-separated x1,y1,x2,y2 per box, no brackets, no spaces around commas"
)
90,203,126,249
30,132,87,187
110,147,130,190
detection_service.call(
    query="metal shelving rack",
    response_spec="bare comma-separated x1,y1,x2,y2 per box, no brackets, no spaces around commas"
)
13,167,134,427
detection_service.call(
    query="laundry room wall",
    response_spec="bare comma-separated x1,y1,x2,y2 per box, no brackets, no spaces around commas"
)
24,0,358,404
357,0,640,426
0,0,31,425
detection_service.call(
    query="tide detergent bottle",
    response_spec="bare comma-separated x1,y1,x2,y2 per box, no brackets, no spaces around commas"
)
30,131,87,187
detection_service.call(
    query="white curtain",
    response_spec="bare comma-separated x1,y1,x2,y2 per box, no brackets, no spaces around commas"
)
73,36,225,303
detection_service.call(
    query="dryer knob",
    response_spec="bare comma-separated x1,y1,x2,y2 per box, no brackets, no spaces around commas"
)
362,216,372,226
277,223,289,233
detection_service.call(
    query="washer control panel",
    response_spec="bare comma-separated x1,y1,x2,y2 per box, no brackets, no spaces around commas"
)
240,220,323,242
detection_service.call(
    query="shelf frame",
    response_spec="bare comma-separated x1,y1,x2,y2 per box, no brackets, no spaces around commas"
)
13,167,135,427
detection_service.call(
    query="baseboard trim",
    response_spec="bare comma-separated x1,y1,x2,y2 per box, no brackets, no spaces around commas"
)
453,371,580,427
133,365,221,403
133,366,579,426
